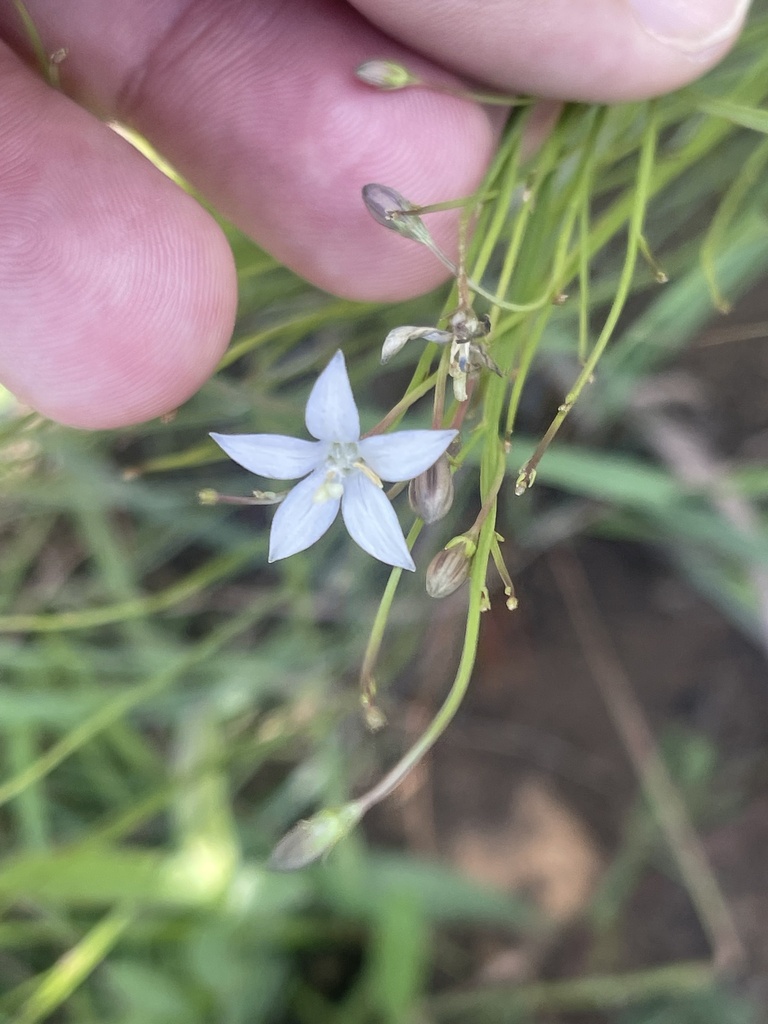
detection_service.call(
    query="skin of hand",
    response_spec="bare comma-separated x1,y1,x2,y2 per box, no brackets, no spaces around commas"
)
0,0,751,428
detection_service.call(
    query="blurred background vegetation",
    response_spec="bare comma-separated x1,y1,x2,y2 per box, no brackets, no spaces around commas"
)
3,7,768,1023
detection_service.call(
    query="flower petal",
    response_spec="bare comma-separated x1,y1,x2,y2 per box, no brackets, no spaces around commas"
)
341,472,415,571
381,326,453,364
358,429,457,482
269,468,340,561
210,432,324,480
305,350,360,442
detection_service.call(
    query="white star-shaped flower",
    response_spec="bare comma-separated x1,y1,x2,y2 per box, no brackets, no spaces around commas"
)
210,351,457,570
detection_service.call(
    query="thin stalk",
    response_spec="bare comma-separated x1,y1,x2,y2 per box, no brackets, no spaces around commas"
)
577,180,591,364
0,543,265,633
358,520,423,710
353,503,497,816
515,101,658,491
354,450,505,815
700,133,768,311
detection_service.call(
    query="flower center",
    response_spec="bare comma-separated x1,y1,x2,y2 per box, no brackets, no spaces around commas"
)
312,442,359,503
312,441,382,504
327,441,360,473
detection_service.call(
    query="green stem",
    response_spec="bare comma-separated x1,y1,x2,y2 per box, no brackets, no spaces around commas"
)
429,960,716,1020
362,373,438,436
358,520,423,701
13,908,133,1024
353,475,498,817
700,133,768,311
577,176,591,364
515,101,658,490
0,543,264,633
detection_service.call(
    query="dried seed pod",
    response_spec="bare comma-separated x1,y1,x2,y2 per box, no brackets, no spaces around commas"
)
409,454,454,524
426,538,474,598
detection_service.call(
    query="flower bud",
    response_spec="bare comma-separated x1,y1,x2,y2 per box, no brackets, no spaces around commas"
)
409,454,454,524
355,60,420,90
362,183,458,275
269,803,362,871
361,183,437,249
426,536,475,598
362,183,414,230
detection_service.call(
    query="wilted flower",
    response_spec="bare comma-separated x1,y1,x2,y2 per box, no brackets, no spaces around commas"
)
381,325,454,364
381,308,502,402
210,351,456,571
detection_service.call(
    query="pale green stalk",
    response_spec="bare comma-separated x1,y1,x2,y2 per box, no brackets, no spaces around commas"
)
0,543,265,633
514,102,659,490
13,908,133,1024
353,468,499,817
700,133,768,310
358,520,423,707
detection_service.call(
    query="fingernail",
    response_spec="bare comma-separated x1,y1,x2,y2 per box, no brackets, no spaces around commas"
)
628,0,751,56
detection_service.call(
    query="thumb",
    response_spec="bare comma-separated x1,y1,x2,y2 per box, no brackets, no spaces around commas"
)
349,0,752,102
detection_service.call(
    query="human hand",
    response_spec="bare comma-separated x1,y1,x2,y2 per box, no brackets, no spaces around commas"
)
0,0,750,427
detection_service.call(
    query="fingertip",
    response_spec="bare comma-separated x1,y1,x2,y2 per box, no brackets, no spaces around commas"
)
349,0,749,102
291,88,500,301
107,0,502,302
0,49,237,430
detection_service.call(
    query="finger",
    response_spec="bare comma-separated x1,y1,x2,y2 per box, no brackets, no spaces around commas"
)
0,0,503,301
348,0,751,101
0,43,236,428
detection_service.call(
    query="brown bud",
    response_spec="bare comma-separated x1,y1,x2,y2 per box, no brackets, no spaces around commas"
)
409,454,454,524
425,537,474,599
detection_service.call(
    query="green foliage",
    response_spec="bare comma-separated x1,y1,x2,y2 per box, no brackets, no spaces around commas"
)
3,10,768,1023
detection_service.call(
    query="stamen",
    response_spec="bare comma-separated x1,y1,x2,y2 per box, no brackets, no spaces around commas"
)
313,472,344,503
354,461,383,488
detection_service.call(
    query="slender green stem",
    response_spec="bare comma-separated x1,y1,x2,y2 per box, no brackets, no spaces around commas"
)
218,300,362,369
0,543,265,633
577,180,591,364
362,372,438,436
353,455,501,816
469,113,528,287
358,520,423,703
429,960,716,1019
515,102,659,490
13,1,61,87
12,908,133,1024
700,133,768,311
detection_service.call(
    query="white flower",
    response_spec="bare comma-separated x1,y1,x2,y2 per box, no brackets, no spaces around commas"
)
210,351,457,571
